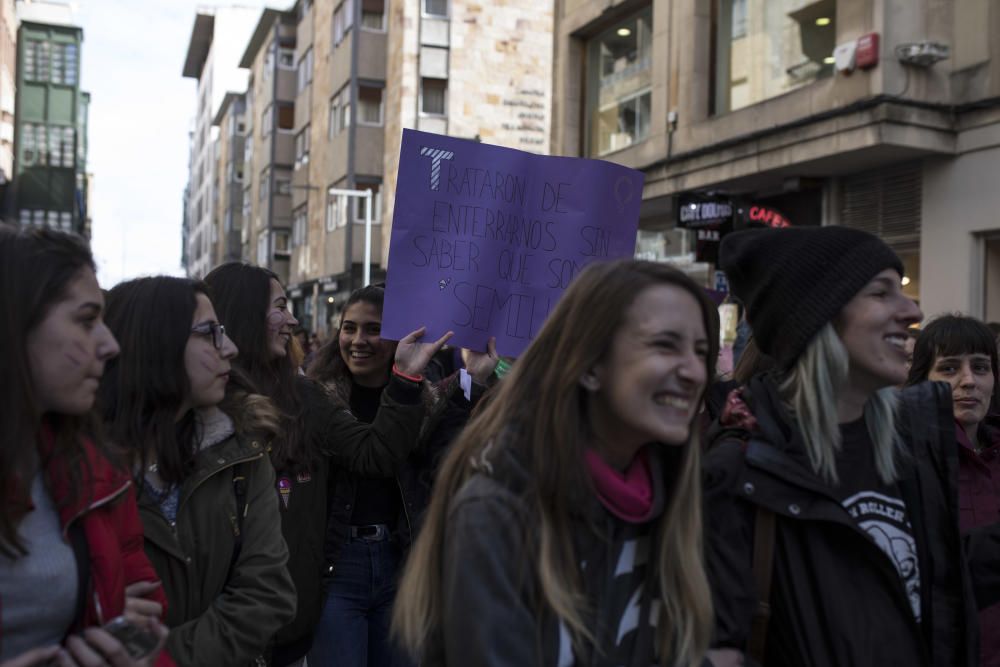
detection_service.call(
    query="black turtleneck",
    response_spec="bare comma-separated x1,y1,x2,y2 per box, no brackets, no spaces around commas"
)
349,381,402,528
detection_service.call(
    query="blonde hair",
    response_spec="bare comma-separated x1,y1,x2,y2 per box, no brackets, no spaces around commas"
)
392,260,715,666
780,323,902,484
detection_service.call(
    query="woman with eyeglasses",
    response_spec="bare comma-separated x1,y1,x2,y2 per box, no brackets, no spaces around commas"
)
0,228,169,667
99,276,296,666
204,263,451,667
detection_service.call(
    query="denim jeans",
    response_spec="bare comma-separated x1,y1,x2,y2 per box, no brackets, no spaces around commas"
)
307,538,413,667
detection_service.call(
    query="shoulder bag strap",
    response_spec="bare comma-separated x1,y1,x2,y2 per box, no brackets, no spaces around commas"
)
748,504,776,663
227,463,250,579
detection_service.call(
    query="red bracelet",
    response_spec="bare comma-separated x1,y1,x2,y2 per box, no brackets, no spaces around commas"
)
392,364,423,383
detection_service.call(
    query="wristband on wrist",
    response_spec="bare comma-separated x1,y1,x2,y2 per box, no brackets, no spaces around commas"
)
392,364,423,383
493,358,512,379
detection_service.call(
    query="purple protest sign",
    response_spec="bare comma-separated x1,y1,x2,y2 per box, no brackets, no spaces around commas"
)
382,129,644,357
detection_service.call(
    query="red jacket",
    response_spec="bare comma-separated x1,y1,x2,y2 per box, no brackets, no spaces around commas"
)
956,417,1000,667
41,431,175,666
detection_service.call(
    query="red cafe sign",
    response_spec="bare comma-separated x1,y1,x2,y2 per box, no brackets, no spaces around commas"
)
748,205,791,228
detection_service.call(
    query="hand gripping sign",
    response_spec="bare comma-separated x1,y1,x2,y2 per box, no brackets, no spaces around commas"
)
382,129,644,358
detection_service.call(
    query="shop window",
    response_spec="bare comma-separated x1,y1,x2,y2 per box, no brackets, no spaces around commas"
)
585,8,653,156
361,0,386,30
358,85,383,125
421,78,447,116
714,0,836,114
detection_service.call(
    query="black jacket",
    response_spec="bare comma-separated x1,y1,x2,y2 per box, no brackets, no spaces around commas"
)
424,439,680,667
272,374,426,664
704,375,1000,667
323,372,480,566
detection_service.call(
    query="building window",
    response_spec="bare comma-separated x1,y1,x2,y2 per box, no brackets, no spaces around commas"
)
51,43,78,85
261,104,273,138
297,48,313,93
424,0,447,17
353,180,382,224
277,103,295,132
325,189,346,231
278,47,296,69
260,168,271,202
296,125,311,167
328,95,339,139
274,230,291,257
714,0,836,114
276,177,292,196
344,0,355,33
23,40,50,82
293,206,308,246
21,123,42,166
585,8,652,156
334,86,351,131
51,126,74,167
242,188,251,218
420,78,447,115
361,0,386,30
333,4,344,44
257,232,269,265
358,85,383,125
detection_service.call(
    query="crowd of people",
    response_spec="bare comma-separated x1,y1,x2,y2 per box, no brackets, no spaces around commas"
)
2,222,999,667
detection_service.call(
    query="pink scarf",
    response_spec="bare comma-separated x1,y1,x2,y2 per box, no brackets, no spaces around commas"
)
584,447,655,523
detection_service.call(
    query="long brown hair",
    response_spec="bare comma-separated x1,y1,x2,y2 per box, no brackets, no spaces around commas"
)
205,263,312,471
393,259,717,666
0,227,99,557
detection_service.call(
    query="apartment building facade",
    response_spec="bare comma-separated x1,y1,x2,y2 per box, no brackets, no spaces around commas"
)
552,0,1000,321
10,0,88,235
381,0,555,267
238,8,297,286
283,0,390,333
211,91,246,266
282,0,555,334
182,5,259,278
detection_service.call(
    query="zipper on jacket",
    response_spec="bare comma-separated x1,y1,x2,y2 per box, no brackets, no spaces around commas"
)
395,476,412,537
141,451,262,562
63,479,132,537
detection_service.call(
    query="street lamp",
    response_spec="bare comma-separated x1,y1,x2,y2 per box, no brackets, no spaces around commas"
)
328,187,375,287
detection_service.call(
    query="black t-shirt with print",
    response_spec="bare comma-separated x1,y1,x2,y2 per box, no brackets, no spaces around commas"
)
832,417,922,623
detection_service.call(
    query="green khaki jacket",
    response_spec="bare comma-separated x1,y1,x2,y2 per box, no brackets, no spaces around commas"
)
138,433,296,667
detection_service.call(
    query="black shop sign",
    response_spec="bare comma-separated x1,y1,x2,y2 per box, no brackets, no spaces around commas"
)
677,197,734,264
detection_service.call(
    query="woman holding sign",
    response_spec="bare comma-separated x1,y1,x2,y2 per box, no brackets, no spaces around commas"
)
306,283,497,667
393,259,718,666
204,264,452,667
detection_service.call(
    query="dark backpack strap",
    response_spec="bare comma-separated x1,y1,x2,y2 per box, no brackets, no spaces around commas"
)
68,519,91,627
228,463,250,579
748,504,776,663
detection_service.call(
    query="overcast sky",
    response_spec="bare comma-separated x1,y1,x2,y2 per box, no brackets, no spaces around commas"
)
77,0,274,288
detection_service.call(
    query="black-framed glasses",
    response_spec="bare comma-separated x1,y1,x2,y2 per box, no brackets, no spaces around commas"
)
191,322,226,350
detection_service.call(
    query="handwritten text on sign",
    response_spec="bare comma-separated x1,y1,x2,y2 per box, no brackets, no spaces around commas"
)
382,129,644,357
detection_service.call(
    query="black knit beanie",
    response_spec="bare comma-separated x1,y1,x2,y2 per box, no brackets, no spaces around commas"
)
719,226,904,369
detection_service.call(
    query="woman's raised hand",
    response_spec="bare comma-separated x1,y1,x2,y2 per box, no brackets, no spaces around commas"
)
393,327,454,378
462,337,499,385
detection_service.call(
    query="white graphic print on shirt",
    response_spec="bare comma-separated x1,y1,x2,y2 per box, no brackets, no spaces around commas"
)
556,536,659,666
841,490,921,622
